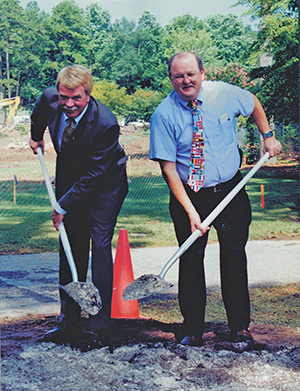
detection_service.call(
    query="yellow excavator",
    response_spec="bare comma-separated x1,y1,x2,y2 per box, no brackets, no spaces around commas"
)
0,96,20,125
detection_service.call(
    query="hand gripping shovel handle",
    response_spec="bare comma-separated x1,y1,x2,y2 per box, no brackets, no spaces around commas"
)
159,152,270,279
37,147,78,282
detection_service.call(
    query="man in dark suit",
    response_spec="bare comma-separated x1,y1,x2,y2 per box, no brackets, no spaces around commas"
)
29,65,128,343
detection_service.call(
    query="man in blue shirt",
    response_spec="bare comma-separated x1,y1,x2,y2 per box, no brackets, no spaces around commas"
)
150,52,282,347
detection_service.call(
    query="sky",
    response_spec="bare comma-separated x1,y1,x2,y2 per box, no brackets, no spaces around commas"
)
20,0,256,28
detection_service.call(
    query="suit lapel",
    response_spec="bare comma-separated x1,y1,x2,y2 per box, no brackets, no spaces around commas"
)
51,110,63,153
74,100,96,144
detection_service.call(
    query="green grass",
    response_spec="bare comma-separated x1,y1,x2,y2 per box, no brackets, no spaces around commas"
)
139,283,300,328
0,166,299,254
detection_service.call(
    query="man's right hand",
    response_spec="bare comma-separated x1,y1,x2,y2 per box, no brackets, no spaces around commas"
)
29,138,44,154
51,209,64,231
159,160,210,235
188,209,210,235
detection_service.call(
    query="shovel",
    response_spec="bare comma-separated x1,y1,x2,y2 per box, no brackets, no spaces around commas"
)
37,147,102,315
123,152,270,300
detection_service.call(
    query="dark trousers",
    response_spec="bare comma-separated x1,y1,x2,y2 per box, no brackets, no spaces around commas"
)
59,213,117,330
58,167,128,330
169,171,252,336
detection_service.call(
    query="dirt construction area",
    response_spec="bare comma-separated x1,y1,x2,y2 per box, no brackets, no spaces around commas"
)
1,241,300,391
1,126,300,389
1,314,300,391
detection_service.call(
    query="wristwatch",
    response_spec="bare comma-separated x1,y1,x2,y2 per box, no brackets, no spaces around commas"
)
262,130,274,139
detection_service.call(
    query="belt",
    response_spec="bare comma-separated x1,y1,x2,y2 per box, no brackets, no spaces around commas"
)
201,171,240,193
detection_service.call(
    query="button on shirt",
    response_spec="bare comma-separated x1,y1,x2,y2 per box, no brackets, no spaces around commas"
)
149,80,254,187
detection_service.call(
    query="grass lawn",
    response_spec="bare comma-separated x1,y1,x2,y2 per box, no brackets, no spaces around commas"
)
139,283,300,328
0,163,299,254
0,163,299,330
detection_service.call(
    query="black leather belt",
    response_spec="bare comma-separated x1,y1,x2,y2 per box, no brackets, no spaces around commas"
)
201,171,240,193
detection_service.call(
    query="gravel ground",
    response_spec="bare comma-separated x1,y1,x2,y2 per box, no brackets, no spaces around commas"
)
3,342,300,391
1,240,300,390
1,315,300,391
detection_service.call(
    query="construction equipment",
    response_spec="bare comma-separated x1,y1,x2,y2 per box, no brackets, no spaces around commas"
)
0,96,20,125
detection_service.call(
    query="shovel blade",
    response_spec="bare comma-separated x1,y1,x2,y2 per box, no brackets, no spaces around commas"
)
122,274,173,301
61,282,102,315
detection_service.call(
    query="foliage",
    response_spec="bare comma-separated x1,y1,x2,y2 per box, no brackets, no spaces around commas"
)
206,63,256,88
0,0,297,152
162,15,219,67
235,0,299,126
126,89,164,121
0,0,24,98
92,80,163,120
92,79,130,115
276,124,300,156
205,14,257,65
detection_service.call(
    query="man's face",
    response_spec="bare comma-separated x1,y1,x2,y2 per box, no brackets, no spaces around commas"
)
58,84,90,117
169,53,204,101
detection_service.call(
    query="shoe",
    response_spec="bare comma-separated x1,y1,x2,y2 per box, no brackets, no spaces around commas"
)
232,329,254,344
180,335,203,346
44,323,78,343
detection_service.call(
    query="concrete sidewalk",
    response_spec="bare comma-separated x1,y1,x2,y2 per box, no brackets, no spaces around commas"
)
0,240,299,320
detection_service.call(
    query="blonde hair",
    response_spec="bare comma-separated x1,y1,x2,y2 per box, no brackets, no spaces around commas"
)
56,65,93,95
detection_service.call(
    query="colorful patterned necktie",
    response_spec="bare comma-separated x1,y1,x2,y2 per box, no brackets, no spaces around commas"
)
61,117,76,151
187,100,205,192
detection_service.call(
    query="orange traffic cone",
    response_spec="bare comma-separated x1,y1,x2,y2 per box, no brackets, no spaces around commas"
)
111,229,140,319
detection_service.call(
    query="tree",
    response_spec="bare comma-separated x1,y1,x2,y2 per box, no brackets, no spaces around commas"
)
128,88,164,120
16,1,52,104
0,0,23,99
134,11,166,90
205,14,257,65
84,3,112,73
92,79,130,115
46,0,87,67
162,15,220,67
236,0,298,125
109,12,166,93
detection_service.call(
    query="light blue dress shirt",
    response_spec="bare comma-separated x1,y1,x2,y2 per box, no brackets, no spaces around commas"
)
149,80,254,187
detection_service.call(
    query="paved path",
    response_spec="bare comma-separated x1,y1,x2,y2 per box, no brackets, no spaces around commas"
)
0,240,299,320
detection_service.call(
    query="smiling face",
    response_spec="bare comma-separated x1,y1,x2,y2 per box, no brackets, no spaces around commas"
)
169,52,204,101
58,84,90,118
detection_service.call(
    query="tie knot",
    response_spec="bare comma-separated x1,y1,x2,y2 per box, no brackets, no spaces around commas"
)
67,117,76,126
189,100,200,114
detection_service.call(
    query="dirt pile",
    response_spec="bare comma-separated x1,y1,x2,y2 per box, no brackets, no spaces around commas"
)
1,316,300,391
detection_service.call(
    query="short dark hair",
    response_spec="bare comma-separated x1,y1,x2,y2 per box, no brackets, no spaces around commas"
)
168,52,204,75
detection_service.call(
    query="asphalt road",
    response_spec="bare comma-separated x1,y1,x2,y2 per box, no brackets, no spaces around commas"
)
0,239,299,320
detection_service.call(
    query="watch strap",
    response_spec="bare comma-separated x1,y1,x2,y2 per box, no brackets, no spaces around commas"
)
262,130,273,139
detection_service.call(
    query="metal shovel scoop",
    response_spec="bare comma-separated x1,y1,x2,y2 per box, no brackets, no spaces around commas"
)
123,152,270,300
37,147,102,315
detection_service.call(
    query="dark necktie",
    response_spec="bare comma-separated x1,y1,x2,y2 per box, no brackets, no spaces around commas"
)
187,100,205,192
61,117,76,151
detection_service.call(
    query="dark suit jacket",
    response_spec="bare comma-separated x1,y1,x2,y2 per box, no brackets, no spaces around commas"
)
31,87,128,223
